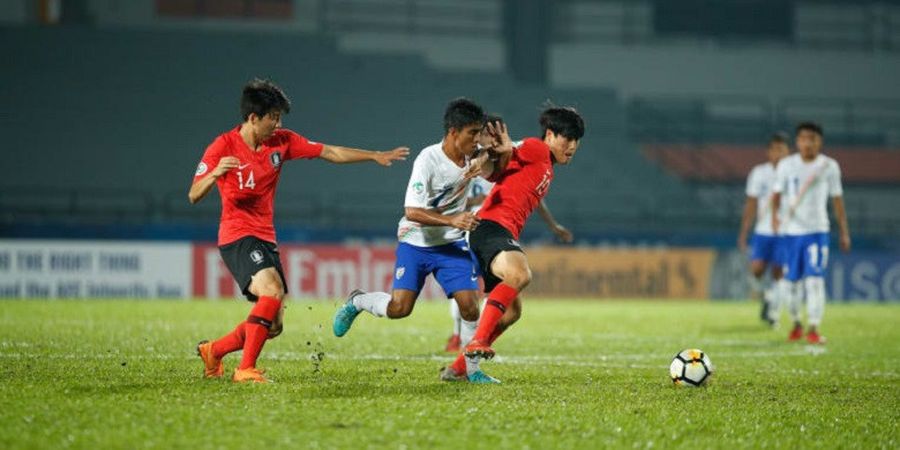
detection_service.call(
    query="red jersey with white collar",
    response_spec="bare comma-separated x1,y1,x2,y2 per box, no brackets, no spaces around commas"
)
477,137,553,239
193,126,323,245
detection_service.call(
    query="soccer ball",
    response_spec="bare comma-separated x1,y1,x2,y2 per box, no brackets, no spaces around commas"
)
669,349,713,387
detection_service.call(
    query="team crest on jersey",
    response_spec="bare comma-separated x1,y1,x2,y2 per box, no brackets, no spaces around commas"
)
270,152,282,169
250,250,264,265
395,267,405,280
195,162,208,176
412,181,424,195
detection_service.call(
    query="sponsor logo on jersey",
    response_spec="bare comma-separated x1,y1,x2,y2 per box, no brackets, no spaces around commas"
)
412,181,425,195
395,267,405,280
195,162,208,176
507,239,521,248
270,152,282,169
250,250,264,264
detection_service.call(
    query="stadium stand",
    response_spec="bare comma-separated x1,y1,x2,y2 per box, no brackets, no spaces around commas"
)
2,0,899,247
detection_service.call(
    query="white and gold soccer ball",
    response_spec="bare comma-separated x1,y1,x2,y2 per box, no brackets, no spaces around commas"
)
669,349,713,387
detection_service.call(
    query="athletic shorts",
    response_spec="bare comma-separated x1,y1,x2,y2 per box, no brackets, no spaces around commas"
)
749,233,785,265
468,220,524,293
781,232,830,282
392,240,479,298
219,235,287,302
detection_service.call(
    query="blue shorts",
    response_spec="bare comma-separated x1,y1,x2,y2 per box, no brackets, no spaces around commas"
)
781,233,830,282
749,233,785,265
392,241,479,298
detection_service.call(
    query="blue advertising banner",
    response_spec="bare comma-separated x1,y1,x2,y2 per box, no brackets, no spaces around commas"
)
827,252,900,302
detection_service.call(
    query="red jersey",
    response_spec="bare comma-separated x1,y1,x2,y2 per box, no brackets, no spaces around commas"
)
193,126,323,245
478,137,553,239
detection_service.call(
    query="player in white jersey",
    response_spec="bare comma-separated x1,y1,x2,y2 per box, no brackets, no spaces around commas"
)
332,99,487,358
772,122,851,344
737,133,790,326
442,114,574,352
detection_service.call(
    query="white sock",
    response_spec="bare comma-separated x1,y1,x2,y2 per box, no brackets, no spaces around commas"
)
770,278,790,323
352,292,391,317
460,319,480,375
460,319,477,347
805,277,826,327
449,300,461,336
786,280,803,324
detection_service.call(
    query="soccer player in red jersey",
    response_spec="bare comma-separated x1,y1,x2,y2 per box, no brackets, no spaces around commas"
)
441,106,584,383
189,79,409,383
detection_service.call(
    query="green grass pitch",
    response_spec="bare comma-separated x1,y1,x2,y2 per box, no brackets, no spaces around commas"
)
0,299,897,449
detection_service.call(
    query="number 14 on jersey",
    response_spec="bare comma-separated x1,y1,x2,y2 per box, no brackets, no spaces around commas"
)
237,170,255,190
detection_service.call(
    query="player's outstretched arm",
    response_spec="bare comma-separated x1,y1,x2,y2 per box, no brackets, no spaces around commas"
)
188,156,239,204
537,200,573,243
404,208,479,231
737,196,757,252
319,145,409,166
832,196,851,252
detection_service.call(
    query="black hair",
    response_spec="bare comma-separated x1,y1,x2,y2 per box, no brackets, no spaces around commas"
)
795,122,824,137
443,98,486,134
540,106,585,140
769,131,789,144
241,78,291,121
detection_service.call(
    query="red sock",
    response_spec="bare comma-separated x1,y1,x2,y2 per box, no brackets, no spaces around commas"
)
450,354,466,374
471,283,518,342
450,324,509,375
238,296,282,370
211,322,246,359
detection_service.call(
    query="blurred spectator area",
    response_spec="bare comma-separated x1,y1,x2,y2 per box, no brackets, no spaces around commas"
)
1,0,899,245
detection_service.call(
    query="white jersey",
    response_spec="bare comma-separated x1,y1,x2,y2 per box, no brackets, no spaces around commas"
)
467,177,495,213
745,162,778,235
772,153,843,235
397,142,472,247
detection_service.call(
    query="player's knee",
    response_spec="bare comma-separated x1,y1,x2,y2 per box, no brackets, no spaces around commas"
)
458,301,479,321
750,263,766,278
388,298,415,318
253,279,284,299
258,285,284,299
503,268,532,290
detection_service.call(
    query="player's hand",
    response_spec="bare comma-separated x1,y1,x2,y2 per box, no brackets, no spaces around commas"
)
449,212,479,231
464,152,490,180
213,156,240,177
485,121,513,154
374,147,410,166
553,224,574,243
840,232,852,252
771,217,780,235
737,234,748,252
